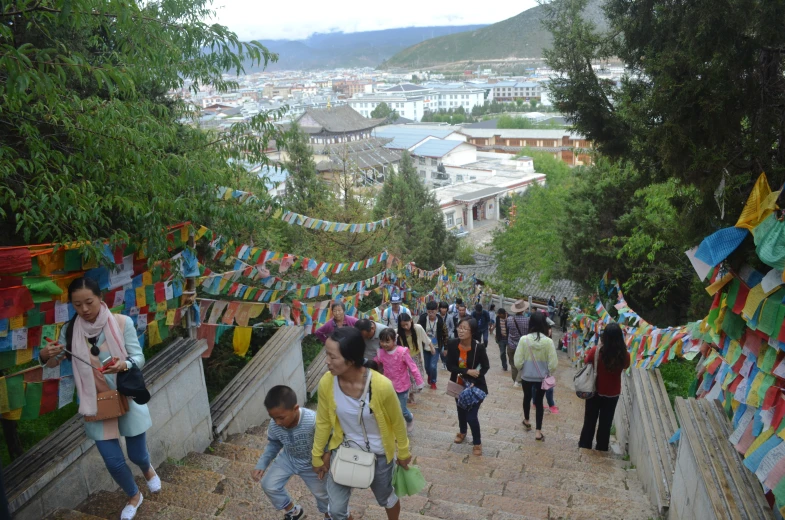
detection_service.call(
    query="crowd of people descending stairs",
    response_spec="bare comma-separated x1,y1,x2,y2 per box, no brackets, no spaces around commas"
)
44,277,633,520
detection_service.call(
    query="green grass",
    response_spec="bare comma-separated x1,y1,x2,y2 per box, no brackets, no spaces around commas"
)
0,401,79,466
302,335,323,371
659,358,699,408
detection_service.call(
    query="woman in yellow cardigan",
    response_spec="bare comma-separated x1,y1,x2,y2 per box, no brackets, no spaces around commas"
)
312,327,412,520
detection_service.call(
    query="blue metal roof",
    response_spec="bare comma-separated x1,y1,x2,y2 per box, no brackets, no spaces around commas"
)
259,165,288,186
375,126,457,150
410,139,464,158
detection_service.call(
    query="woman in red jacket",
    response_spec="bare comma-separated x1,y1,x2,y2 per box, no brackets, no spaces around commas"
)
578,323,631,451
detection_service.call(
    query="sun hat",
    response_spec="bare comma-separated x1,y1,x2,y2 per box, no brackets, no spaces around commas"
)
510,299,530,313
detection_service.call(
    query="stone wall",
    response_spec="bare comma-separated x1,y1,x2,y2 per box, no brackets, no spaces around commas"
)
211,325,306,439
9,338,211,520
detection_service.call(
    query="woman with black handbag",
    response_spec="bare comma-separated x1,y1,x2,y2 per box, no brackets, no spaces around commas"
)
39,277,158,520
311,327,412,520
446,317,490,456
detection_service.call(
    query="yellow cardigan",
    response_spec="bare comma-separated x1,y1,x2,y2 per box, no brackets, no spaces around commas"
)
311,369,411,467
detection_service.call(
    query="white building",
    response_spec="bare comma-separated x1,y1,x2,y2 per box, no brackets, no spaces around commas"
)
348,94,424,122
422,83,486,112
489,81,544,102
434,154,545,230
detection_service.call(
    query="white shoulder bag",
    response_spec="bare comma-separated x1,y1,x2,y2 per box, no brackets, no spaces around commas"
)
330,370,377,488
574,344,601,399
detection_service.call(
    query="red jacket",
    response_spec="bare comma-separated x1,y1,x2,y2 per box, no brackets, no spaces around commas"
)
584,346,631,397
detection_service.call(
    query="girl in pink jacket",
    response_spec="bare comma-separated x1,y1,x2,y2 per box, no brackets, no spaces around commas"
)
374,328,423,433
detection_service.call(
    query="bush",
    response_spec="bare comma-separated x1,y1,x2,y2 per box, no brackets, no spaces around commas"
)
659,358,699,408
456,240,476,265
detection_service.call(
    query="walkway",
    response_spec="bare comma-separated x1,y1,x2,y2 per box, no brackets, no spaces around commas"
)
50,335,658,520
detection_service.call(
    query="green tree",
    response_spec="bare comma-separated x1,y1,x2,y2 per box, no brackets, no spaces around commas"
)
0,0,284,261
371,102,400,121
282,124,331,214
374,152,456,269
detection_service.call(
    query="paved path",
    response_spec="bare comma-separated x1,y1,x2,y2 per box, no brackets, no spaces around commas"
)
51,336,658,520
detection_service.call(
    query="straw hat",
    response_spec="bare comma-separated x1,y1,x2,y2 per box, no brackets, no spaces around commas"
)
510,299,530,313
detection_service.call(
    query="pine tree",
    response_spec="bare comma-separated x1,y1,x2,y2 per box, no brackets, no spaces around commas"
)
282,124,331,214
370,102,399,122
374,152,456,269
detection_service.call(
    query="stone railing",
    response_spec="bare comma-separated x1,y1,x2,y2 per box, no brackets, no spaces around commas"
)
8,338,211,520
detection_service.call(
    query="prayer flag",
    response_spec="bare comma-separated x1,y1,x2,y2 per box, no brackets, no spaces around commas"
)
0,377,9,413
39,379,59,415
233,327,252,357
20,382,42,419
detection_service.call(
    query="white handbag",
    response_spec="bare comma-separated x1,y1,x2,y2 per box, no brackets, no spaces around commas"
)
330,371,377,488
574,344,601,399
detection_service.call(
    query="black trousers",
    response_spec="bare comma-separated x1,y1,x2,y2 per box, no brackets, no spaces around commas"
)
522,380,545,430
579,394,620,451
456,402,482,445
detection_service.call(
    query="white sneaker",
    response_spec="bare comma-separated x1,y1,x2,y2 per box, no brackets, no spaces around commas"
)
146,469,161,493
407,419,414,433
513,381,521,388
121,493,143,520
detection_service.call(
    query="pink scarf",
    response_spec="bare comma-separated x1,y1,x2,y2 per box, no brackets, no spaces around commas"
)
71,302,128,417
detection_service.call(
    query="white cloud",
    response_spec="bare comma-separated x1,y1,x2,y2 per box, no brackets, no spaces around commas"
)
211,0,537,41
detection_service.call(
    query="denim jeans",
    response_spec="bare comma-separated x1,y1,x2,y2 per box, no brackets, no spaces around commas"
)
497,340,508,370
396,390,413,423
94,433,151,497
423,346,441,383
481,330,489,345
326,452,398,520
456,401,482,445
261,450,329,513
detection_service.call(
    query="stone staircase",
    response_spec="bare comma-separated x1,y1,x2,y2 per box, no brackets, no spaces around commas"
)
46,335,660,520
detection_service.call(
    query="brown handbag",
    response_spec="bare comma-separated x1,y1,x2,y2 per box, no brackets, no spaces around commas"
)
84,390,129,422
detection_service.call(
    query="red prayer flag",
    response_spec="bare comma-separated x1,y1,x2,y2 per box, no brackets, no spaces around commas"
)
732,354,747,375
23,367,42,383
778,318,785,343
39,379,59,415
197,325,216,358
707,356,723,375
0,287,34,320
732,282,751,315
772,396,785,430
0,249,32,275
728,374,743,394
154,283,165,303
763,385,780,411
27,326,42,349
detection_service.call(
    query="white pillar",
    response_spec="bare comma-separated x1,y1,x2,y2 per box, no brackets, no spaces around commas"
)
465,205,473,231
495,196,501,220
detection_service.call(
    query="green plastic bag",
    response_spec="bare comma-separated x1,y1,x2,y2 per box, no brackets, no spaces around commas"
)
392,464,427,497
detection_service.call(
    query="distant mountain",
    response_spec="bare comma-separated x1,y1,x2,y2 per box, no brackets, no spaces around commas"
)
245,25,488,71
381,0,607,69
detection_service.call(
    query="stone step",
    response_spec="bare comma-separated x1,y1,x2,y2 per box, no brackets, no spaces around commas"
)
131,478,228,515
44,509,107,520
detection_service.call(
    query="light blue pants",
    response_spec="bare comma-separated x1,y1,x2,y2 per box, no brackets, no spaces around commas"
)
95,433,151,498
326,452,397,520
261,451,330,514
396,390,413,423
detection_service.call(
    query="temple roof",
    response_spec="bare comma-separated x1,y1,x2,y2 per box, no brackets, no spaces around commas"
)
295,106,386,135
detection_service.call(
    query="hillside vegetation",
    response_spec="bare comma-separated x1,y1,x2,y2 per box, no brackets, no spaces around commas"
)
381,0,606,69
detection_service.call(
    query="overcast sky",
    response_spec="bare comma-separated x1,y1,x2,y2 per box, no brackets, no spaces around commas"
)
212,0,539,41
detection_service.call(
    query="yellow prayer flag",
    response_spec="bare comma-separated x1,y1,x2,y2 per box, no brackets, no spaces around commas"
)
9,315,24,330
742,284,767,321
747,427,775,457
142,272,153,286
746,372,766,408
0,377,9,414
156,301,166,313
180,226,189,243
147,320,162,346
135,287,147,308
233,327,253,357
194,226,208,241
706,273,734,296
736,173,778,230
166,309,176,326
248,304,265,319
16,348,33,365
2,408,21,420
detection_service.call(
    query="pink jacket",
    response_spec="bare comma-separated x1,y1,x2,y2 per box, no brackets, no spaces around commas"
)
374,346,424,393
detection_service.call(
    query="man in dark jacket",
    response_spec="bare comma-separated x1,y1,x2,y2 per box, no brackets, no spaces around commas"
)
418,300,446,389
471,303,491,346
495,308,509,371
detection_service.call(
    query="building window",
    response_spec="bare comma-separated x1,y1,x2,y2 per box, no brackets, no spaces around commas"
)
419,170,426,178
456,174,463,182
446,212,455,226
419,157,425,165
431,159,438,166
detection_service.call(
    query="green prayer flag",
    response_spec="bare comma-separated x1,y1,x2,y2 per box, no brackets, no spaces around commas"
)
688,378,699,398
6,375,25,410
64,249,82,272
144,286,156,307
758,299,781,337
761,343,778,373
26,309,44,328
20,382,42,420
166,298,178,310
721,310,747,340
0,351,16,371
152,269,161,283
158,319,169,341
215,324,230,343
724,390,733,417
726,278,741,310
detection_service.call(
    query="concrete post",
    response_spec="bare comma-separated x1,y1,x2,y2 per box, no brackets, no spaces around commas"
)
465,205,474,231
495,196,501,220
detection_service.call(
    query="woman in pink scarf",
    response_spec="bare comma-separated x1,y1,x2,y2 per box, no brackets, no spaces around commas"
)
39,278,158,520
